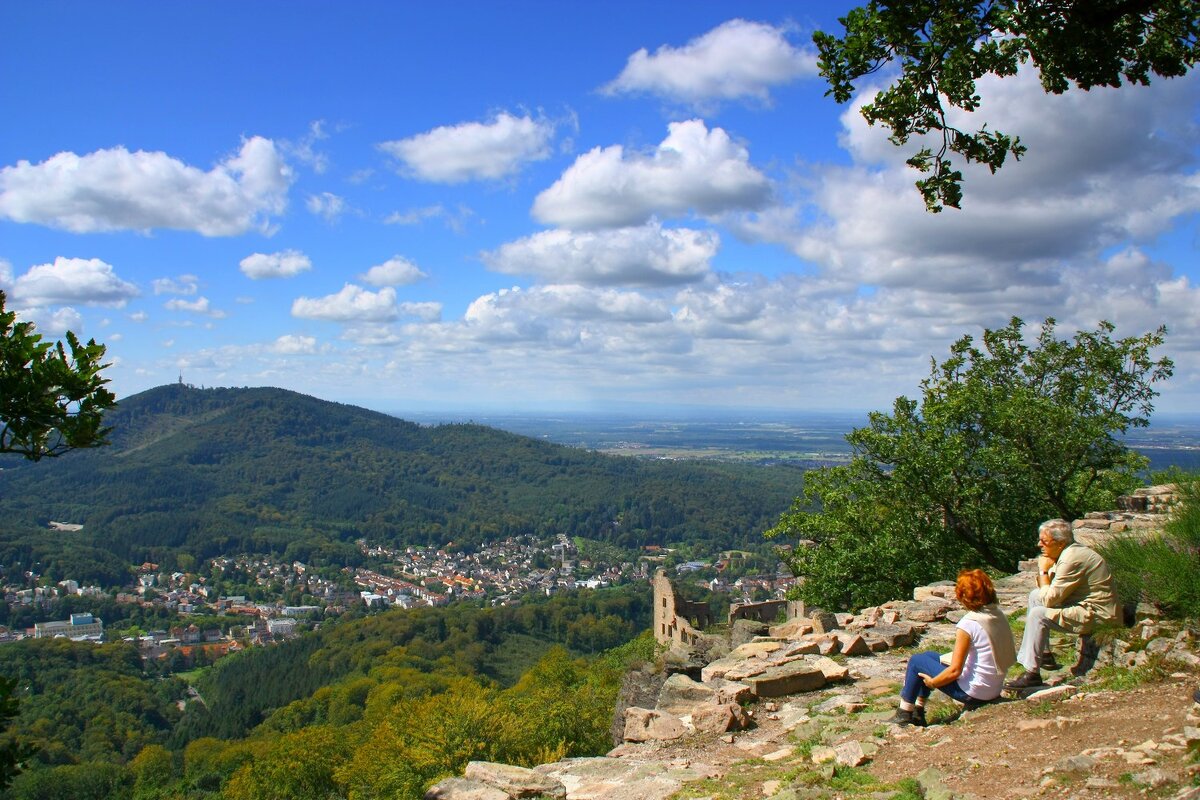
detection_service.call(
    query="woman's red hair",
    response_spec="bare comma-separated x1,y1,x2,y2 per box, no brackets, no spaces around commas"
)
955,569,996,611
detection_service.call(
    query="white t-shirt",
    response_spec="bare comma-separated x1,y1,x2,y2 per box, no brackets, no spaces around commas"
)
956,616,1006,700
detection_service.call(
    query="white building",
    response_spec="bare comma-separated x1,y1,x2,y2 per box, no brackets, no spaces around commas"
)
33,613,104,640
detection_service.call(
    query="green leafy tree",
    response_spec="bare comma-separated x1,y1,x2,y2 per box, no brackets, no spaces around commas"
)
767,318,1172,610
816,1,1200,211
0,289,116,460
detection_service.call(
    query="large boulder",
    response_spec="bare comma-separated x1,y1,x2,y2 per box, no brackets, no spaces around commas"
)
656,674,718,716
623,707,688,742
768,618,813,639
863,622,916,648
743,659,826,698
424,778,509,800
730,618,770,646
690,702,751,734
535,756,721,800
462,762,567,799
609,664,666,746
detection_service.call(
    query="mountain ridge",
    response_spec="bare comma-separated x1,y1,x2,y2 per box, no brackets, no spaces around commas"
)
0,384,800,571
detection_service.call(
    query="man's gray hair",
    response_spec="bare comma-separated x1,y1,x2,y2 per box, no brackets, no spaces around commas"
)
1038,518,1074,544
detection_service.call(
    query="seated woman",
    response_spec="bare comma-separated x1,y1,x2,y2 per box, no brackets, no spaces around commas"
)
891,569,1016,726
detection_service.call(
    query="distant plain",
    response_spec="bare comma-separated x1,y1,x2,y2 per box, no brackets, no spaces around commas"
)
402,410,1200,473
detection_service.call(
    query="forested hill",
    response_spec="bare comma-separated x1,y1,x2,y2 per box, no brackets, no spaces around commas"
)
0,384,799,569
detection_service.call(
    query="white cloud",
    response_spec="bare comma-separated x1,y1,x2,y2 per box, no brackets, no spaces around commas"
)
0,137,293,235
240,250,312,280
379,112,554,183
272,334,319,354
603,19,817,106
284,120,330,174
11,257,139,307
164,296,226,318
306,191,347,222
532,119,771,229
152,275,199,295
746,68,1200,297
0,259,11,288
483,222,718,286
129,311,148,323
398,301,442,321
292,283,398,322
361,256,428,287
12,305,84,336
383,203,476,232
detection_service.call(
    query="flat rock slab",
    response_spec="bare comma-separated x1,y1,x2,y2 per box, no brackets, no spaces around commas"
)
1025,684,1079,703
655,674,718,716
535,757,720,800
463,761,567,799
744,659,826,698
425,778,510,800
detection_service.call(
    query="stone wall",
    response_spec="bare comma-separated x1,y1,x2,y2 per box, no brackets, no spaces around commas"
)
652,569,713,647
728,599,808,625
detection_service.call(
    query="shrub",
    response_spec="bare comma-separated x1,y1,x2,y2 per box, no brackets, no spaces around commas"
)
1100,476,1200,620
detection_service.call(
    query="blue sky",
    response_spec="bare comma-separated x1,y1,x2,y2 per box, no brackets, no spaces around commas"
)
3,2,1198,416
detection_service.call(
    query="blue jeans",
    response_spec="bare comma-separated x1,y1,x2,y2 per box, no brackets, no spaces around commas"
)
901,651,973,704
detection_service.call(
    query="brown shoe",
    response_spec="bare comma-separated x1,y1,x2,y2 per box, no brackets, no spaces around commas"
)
1069,634,1100,677
1005,670,1045,690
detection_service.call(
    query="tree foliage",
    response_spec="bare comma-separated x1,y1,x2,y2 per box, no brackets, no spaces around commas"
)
767,318,1172,610
0,289,116,460
816,0,1200,210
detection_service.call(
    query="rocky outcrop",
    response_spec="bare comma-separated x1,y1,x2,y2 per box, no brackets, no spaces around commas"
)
426,762,567,800
434,489,1186,799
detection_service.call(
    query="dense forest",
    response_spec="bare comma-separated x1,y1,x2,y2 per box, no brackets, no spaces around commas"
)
0,585,656,799
0,384,800,582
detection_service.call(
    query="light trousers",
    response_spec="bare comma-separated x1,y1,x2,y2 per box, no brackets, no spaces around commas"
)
1017,587,1068,671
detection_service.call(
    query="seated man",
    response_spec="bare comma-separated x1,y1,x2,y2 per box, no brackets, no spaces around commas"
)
1006,519,1118,689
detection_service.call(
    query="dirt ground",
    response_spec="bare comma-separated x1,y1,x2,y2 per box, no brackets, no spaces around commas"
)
870,674,1200,799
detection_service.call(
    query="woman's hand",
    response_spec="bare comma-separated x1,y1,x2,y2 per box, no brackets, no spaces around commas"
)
918,672,936,688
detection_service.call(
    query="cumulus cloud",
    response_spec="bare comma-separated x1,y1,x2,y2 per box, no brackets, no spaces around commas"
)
272,334,319,354
0,137,293,235
742,68,1200,299
483,222,718,286
399,301,443,321
13,306,85,336
240,250,312,280
306,191,347,222
152,275,199,295
384,203,476,232
379,112,555,183
603,19,817,106
360,256,428,287
292,284,398,322
466,285,671,328
10,257,139,307
0,259,11,288
165,296,226,318
532,119,771,229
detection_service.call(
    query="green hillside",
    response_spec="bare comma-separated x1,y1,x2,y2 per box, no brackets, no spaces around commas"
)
0,384,800,572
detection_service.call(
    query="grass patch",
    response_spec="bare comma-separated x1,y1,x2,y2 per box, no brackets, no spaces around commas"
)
1080,657,1168,693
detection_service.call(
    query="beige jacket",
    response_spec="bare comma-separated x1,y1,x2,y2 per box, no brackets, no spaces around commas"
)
1040,542,1119,633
